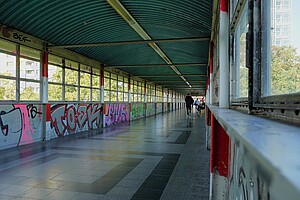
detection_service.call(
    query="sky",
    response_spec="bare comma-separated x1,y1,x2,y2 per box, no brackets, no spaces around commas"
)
291,0,300,54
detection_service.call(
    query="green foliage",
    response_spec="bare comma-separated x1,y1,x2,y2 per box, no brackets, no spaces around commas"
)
271,46,300,94
20,86,36,100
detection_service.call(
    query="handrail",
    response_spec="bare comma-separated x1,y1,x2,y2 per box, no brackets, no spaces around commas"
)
207,104,300,199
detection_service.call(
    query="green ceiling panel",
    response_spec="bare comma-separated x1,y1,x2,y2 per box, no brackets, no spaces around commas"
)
0,0,212,95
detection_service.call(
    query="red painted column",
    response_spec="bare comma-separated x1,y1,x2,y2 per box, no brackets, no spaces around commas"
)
42,50,48,103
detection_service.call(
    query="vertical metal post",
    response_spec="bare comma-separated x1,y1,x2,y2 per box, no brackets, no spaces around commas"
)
41,48,48,141
219,0,229,108
100,64,105,127
248,0,254,112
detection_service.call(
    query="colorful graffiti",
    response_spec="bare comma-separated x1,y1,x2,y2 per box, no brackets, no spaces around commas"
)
0,104,42,150
156,103,163,114
146,103,155,116
132,103,144,120
104,103,129,126
49,104,102,137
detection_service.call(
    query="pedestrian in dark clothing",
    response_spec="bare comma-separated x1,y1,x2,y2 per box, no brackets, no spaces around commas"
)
185,93,194,115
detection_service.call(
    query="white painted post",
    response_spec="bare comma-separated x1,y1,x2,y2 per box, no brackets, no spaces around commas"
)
219,0,229,108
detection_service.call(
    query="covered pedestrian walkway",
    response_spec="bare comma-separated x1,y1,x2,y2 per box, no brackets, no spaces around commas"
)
0,108,209,200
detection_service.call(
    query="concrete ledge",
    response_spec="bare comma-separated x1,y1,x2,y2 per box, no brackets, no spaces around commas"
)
207,105,300,199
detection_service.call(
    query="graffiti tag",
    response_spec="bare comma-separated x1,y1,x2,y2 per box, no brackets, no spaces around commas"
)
50,104,102,137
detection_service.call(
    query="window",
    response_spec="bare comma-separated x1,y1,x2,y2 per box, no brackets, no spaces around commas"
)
234,4,248,98
65,59,79,101
48,54,63,101
0,41,17,100
267,0,300,95
92,68,100,101
19,46,41,101
79,64,91,101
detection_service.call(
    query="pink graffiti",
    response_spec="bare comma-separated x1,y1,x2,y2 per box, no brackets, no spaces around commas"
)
14,105,38,145
50,104,102,137
105,104,129,126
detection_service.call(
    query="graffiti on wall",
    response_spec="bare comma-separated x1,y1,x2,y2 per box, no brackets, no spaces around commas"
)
0,104,42,150
49,104,102,137
229,142,271,199
104,103,129,127
146,103,155,116
156,103,163,114
132,103,144,120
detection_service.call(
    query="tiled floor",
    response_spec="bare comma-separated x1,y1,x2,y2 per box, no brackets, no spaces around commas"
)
0,109,210,200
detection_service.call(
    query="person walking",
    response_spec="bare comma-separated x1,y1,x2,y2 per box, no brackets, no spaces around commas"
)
185,93,194,116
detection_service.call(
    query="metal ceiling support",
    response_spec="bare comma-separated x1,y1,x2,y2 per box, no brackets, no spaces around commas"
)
48,37,210,49
107,0,190,84
154,80,207,83
106,63,207,68
137,74,206,77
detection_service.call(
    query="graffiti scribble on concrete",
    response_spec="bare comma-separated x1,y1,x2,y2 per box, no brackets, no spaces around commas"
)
132,103,144,120
0,104,42,150
50,104,102,137
104,103,129,126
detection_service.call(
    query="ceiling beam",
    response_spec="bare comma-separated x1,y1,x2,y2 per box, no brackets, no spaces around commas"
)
137,74,206,77
47,37,210,49
154,80,207,83
106,63,207,68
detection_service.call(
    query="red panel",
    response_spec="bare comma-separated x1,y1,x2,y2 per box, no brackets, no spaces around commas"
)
42,51,48,78
45,104,51,121
210,114,230,177
100,65,104,86
220,0,228,13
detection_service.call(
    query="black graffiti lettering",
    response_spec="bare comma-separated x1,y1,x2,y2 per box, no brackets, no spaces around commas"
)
0,111,9,136
12,33,31,43
26,104,42,119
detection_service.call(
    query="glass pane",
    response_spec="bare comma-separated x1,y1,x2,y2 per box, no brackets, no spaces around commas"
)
65,85,78,101
49,54,62,65
131,93,134,102
20,81,40,100
104,90,110,101
0,39,16,52
124,77,128,83
118,81,123,92
111,73,117,79
124,82,128,91
80,88,91,101
65,68,78,85
0,52,16,77
124,93,128,102
65,59,78,70
111,91,117,101
48,64,62,83
0,78,16,100
80,64,91,73
92,89,100,101
20,46,40,60
92,74,100,88
104,71,110,77
80,72,91,87
20,58,40,80
92,68,100,75
118,92,123,102
235,6,248,98
48,84,62,101
111,79,117,90
269,0,300,95
104,77,110,90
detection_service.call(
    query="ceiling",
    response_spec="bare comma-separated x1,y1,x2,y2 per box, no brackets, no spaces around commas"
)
0,0,212,96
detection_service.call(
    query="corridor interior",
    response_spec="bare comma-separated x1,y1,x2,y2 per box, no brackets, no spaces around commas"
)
0,108,210,200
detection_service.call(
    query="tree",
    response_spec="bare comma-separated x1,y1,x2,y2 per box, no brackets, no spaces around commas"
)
271,46,300,95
